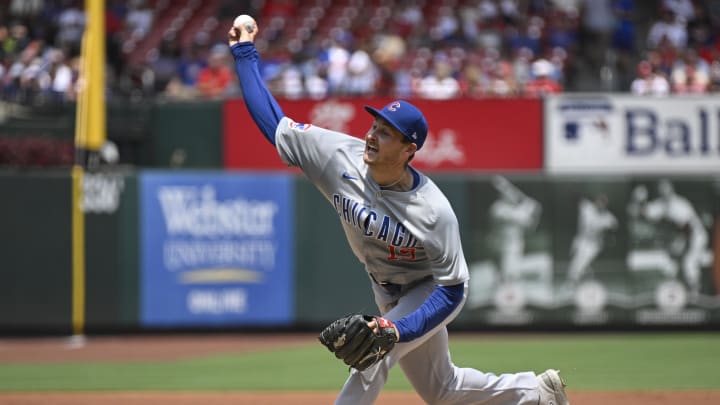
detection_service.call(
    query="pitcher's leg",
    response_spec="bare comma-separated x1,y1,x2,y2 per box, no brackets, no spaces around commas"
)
334,282,436,405
334,361,391,405
335,280,540,405
398,328,539,405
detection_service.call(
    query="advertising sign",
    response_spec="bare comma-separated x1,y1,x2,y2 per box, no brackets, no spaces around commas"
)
140,172,293,327
545,95,720,174
458,175,720,327
224,98,542,172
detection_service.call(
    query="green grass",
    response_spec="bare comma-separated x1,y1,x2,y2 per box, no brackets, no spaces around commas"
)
447,333,720,391
0,333,718,391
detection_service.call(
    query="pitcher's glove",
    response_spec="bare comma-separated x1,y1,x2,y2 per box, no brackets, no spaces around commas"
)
318,313,398,371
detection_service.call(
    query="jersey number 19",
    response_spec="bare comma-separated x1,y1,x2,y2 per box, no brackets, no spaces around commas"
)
387,245,416,261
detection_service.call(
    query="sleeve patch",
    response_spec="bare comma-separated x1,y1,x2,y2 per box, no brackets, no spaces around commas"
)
288,120,312,131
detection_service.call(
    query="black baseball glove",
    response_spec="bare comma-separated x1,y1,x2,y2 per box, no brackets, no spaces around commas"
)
318,313,398,371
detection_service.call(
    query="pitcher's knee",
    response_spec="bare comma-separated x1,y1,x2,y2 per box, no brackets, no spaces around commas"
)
413,374,462,404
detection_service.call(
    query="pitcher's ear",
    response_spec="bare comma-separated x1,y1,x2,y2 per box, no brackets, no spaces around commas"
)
407,142,418,154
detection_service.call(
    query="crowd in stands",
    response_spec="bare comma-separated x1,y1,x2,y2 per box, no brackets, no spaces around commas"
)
0,0,719,105
630,1,720,95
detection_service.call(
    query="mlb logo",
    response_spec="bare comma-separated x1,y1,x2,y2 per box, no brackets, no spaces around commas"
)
289,120,312,131
564,121,579,140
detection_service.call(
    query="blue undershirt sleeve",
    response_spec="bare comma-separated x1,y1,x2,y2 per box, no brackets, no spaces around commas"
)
393,283,465,342
230,42,285,145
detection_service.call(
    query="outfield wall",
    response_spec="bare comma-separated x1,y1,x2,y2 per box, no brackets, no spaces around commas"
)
1,96,719,333
0,171,717,333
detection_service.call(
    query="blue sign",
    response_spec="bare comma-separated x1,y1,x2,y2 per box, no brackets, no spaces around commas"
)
140,171,294,327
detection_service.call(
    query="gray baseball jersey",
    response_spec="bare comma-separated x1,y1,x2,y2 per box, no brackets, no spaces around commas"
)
274,117,469,287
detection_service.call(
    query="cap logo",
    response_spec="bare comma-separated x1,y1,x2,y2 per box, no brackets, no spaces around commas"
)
387,101,401,112
410,132,417,139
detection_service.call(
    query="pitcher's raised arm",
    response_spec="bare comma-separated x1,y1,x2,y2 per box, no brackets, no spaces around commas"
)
228,17,284,145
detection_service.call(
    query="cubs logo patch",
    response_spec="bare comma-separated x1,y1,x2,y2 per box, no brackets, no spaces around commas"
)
288,120,312,131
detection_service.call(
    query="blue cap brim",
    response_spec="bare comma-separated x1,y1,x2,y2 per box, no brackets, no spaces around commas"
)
364,105,410,141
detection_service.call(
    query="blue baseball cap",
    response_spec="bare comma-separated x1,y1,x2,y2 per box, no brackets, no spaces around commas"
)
364,100,429,150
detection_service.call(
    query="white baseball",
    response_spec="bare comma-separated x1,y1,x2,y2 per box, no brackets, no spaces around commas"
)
233,14,256,32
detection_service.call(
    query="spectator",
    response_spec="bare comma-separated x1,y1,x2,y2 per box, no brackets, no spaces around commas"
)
430,6,461,43
487,60,519,97
673,48,710,78
125,0,154,40
195,47,234,99
661,0,695,22
458,0,504,37
2,0,717,103
547,10,580,52
671,48,710,93
395,0,424,38
707,60,720,92
647,7,688,50
277,64,304,99
512,46,534,90
18,57,45,103
550,0,581,17
150,37,182,94
8,23,31,57
45,48,73,101
4,39,42,102
507,17,544,56
611,0,636,53
460,62,487,98
459,0,483,43
655,36,684,79
373,33,408,96
499,0,522,25
478,0,500,23
55,0,85,54
346,46,379,96
10,0,44,18
177,39,209,87
0,25,14,60
686,1,715,50
416,57,461,99
672,63,709,93
118,61,155,100
641,49,669,80
630,60,670,96
524,58,563,96
321,38,350,95
304,63,329,100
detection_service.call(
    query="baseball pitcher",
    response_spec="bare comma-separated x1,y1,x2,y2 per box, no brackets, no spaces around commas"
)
227,15,569,405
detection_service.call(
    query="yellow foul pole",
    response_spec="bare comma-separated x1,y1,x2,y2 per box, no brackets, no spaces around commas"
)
72,0,106,337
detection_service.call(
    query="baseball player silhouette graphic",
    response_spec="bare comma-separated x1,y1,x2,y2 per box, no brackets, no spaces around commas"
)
228,17,569,405
637,180,710,296
567,194,618,286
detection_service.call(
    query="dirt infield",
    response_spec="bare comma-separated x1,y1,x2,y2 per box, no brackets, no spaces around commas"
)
1,335,718,405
